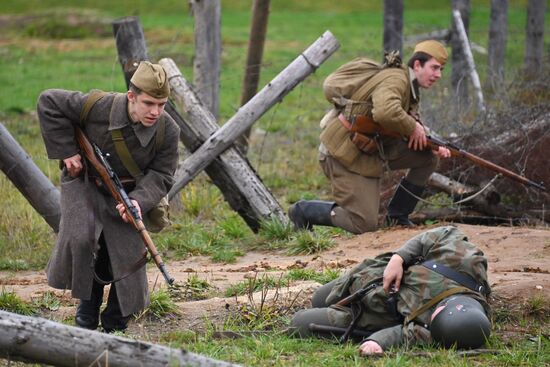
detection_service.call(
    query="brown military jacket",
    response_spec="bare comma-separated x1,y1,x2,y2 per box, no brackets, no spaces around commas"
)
319,57,420,178
325,226,491,350
38,89,180,316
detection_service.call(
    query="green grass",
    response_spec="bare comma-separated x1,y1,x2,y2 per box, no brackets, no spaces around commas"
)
0,1,548,366
0,288,36,315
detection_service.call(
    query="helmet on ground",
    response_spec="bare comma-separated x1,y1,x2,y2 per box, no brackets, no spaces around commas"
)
430,295,491,349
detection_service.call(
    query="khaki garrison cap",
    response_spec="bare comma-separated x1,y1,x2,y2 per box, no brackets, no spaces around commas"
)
130,61,170,98
414,40,448,65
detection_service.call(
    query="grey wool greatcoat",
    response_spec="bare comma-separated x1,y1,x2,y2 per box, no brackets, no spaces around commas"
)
38,89,180,316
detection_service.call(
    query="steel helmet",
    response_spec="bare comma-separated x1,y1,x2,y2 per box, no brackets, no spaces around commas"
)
430,295,491,349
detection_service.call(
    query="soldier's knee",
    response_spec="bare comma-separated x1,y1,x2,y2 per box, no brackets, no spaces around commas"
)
289,308,331,338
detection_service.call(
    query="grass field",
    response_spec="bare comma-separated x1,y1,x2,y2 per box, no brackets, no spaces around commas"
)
0,1,548,366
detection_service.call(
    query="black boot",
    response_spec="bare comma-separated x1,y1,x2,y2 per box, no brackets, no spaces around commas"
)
288,200,335,230
100,283,130,333
75,282,104,330
386,179,424,227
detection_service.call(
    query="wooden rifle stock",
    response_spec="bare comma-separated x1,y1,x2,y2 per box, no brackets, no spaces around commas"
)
74,126,174,285
352,115,546,192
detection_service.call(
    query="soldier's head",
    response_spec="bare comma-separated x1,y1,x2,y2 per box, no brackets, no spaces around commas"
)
127,61,170,127
408,40,448,89
430,295,491,349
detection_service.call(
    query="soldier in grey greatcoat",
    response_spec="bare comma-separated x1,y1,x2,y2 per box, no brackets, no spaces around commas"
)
289,41,452,234
38,61,180,332
290,226,492,356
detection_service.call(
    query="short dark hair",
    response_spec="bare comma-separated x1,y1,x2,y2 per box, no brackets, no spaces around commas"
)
407,51,432,68
129,82,143,95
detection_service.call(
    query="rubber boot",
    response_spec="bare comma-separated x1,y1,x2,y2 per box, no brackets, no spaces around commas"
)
288,200,335,231
75,281,104,330
386,179,424,227
100,283,130,333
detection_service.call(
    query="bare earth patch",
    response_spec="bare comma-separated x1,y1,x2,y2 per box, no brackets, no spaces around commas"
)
1,223,549,338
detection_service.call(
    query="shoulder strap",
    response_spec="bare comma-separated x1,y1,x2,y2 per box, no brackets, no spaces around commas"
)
404,286,475,326
111,115,166,178
79,91,108,126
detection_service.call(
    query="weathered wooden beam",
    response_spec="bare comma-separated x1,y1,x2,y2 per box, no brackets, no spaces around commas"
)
0,310,240,367
112,16,282,231
0,123,60,232
169,30,340,195
160,57,287,227
190,0,221,117
452,9,485,113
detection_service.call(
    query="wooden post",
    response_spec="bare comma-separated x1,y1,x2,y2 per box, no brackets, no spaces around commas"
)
524,0,546,75
236,0,271,155
159,58,287,228
452,9,485,113
0,310,240,367
112,16,285,231
383,0,403,57
450,0,471,110
190,0,221,118
486,0,508,90
0,123,60,232
168,31,340,196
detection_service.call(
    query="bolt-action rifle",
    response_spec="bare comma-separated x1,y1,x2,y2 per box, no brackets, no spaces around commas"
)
351,115,546,192
74,126,174,285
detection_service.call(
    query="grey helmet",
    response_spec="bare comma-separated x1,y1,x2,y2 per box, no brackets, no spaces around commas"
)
430,295,491,349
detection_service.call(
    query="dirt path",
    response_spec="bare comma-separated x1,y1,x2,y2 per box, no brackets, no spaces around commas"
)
1,224,549,332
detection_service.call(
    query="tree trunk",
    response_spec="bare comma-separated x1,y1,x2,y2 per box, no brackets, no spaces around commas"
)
160,57,287,229
190,0,221,118
0,123,60,232
452,9,485,113
168,31,340,196
0,310,240,367
112,16,284,231
383,0,403,57
236,0,271,155
451,0,471,112
524,0,546,75
486,0,508,90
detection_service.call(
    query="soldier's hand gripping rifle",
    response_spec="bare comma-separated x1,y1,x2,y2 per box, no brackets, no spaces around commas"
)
352,115,546,192
74,126,174,285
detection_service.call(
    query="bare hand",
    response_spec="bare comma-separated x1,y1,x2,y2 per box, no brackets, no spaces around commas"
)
63,154,83,178
359,340,383,356
383,254,404,293
116,199,141,223
408,122,427,151
433,146,451,158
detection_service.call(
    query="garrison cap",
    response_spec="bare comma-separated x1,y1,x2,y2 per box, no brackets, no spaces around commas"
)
414,40,448,65
130,61,170,99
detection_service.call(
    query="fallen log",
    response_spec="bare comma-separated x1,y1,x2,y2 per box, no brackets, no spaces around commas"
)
0,123,60,232
169,30,340,196
0,310,240,367
159,57,287,227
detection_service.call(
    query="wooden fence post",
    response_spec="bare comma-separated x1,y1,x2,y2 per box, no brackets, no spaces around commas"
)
0,123,60,232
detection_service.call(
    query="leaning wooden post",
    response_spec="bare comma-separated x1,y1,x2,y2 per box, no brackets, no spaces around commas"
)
160,58,287,228
236,0,271,155
0,123,60,232
0,310,240,367
169,31,340,196
452,9,485,113
190,0,221,118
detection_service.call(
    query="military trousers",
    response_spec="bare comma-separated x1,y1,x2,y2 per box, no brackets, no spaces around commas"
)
320,139,438,233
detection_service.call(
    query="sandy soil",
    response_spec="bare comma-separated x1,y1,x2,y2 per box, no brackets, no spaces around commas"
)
1,223,549,334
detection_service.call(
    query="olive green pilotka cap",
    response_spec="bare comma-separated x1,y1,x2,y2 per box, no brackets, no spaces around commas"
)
414,40,448,65
130,61,170,98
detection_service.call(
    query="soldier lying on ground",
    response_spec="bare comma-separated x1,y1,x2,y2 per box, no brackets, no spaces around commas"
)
289,226,491,356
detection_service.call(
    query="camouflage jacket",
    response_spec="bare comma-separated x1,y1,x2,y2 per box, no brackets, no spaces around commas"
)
325,226,491,350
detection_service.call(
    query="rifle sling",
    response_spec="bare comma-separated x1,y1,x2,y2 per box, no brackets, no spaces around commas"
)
421,260,487,295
